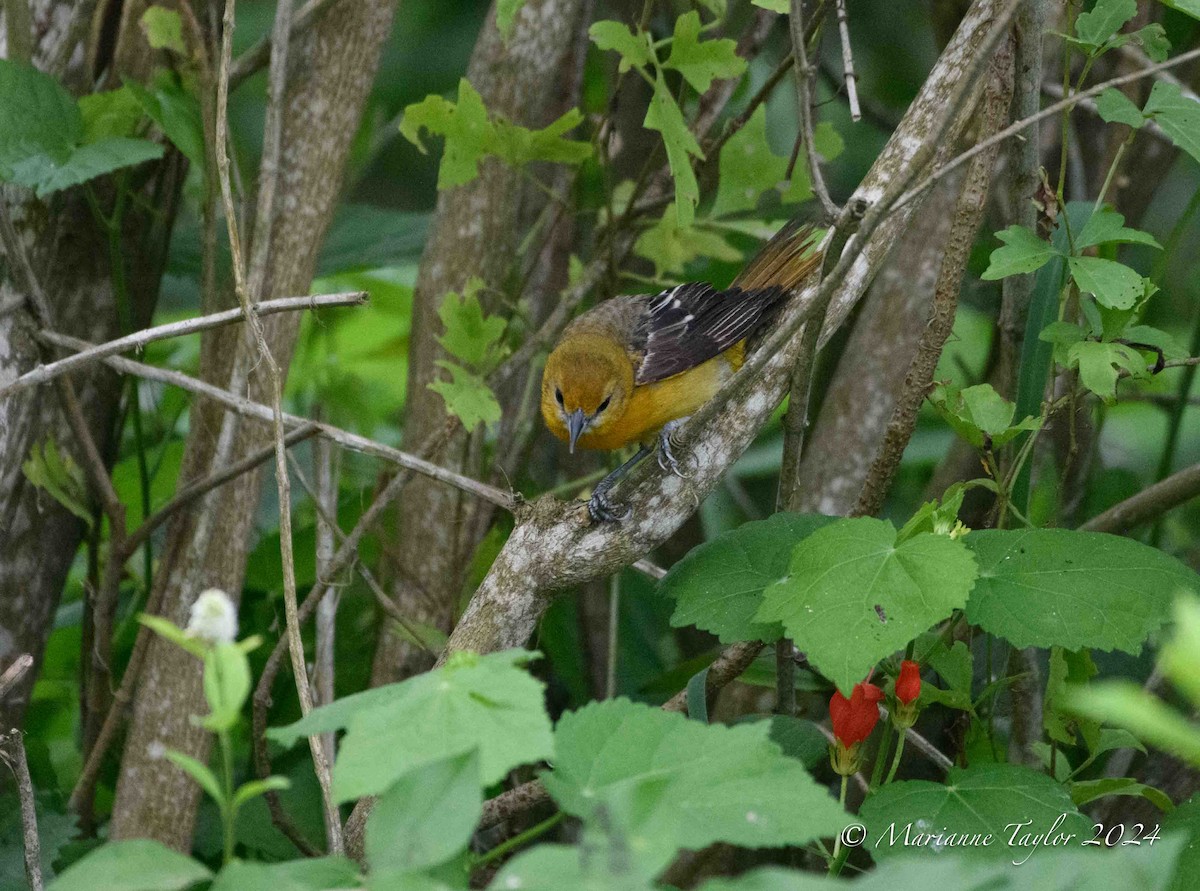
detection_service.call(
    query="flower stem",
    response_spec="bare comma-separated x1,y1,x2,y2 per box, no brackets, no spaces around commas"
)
829,774,849,870
472,812,564,869
884,734,907,785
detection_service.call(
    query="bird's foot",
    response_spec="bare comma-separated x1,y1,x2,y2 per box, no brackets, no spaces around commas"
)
657,419,690,478
587,488,631,523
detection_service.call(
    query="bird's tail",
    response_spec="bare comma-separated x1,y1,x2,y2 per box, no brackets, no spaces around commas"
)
733,220,824,292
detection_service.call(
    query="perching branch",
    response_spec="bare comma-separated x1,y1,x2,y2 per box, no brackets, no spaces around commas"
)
1081,461,1200,535
0,293,367,400
228,0,341,88
789,0,839,221
0,656,33,701
1,730,43,891
833,0,862,122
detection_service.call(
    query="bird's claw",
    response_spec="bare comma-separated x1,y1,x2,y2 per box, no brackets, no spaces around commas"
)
587,489,631,523
657,425,690,479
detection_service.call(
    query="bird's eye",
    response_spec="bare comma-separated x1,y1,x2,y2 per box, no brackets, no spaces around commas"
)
597,395,611,412
555,388,564,406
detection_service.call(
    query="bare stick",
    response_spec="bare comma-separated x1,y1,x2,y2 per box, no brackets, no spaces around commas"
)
0,655,33,701
0,292,367,400
1,731,43,891
834,0,861,122
1081,461,1200,535
228,0,340,89
894,45,1200,213
312,429,340,803
38,331,515,508
789,0,839,220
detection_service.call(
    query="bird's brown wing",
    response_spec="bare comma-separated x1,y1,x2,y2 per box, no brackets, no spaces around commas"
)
632,282,787,385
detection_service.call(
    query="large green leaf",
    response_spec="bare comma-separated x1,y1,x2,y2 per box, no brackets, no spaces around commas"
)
964,529,1196,652
268,650,553,802
1068,682,1200,766
209,858,361,891
367,752,481,876
541,698,847,877
661,513,836,643
0,58,81,174
1067,255,1146,310
491,844,657,891
47,840,211,891
859,763,1090,863
1164,794,1200,891
755,518,977,693
662,11,746,93
1074,0,1136,49
980,226,1057,280
1144,81,1200,165
644,72,703,226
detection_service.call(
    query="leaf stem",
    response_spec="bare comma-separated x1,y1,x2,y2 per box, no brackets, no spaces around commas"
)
472,811,564,869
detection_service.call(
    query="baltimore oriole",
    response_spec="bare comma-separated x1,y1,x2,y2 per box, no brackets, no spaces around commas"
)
542,222,823,522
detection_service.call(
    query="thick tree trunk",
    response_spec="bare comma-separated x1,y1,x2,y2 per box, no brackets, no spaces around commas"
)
0,4,181,728
370,0,588,685
109,0,397,848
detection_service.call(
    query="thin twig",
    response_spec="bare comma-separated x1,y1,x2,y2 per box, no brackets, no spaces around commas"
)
228,0,341,88
1,731,43,891
789,0,839,220
311,427,340,778
894,45,1200,213
0,656,33,701
37,330,515,509
1081,461,1200,535
833,0,861,122
0,293,367,400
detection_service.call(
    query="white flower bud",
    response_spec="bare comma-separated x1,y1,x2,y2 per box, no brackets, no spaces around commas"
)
185,588,238,644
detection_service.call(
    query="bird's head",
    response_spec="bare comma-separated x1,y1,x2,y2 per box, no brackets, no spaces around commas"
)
541,335,634,452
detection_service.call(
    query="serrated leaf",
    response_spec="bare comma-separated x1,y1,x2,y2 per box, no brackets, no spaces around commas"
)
30,137,163,197
1068,340,1146,401
964,528,1196,652
434,279,506,368
1076,208,1161,249
492,108,592,167
981,226,1058,280
645,73,703,227
542,698,847,877
633,211,741,277
1074,0,1136,50
399,79,494,189
1144,81,1200,166
208,858,360,891
496,0,528,40
860,763,1091,862
268,650,553,802
141,6,186,54
46,840,212,891
754,518,978,694
367,752,481,876
1096,88,1145,128
1122,23,1170,62
929,382,1041,448
588,20,653,72
661,512,836,643
0,58,82,177
428,361,502,431
1067,255,1145,310
663,11,746,93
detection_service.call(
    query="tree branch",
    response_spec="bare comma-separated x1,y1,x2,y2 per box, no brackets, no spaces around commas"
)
1081,461,1200,535
1,730,43,891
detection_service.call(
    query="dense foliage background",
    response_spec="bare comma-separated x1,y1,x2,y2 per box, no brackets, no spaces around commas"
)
3,0,1200,888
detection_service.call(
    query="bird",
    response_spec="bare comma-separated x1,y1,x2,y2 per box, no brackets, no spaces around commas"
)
541,221,823,522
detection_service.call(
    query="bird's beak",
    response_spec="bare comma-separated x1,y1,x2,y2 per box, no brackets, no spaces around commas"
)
567,408,586,454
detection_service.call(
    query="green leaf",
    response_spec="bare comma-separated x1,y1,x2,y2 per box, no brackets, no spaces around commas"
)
930,382,1041,448
22,438,92,528
1160,0,1200,22
1123,24,1171,62
633,211,741,277
47,840,211,891
780,122,844,204
141,6,186,54
496,0,528,40
1068,681,1200,766
1161,595,1200,707
268,650,553,802
1076,208,1162,249
764,715,828,769
645,72,704,226
541,698,847,877
661,512,837,643
663,11,746,93
40,136,163,196
1144,81,1200,166
1070,777,1173,811
750,0,790,11
209,858,361,891
231,776,291,811
201,641,251,732
164,750,224,804
964,528,1197,652
711,106,789,217
1044,647,1099,747
1067,255,1146,310
0,58,82,176
137,613,208,658
1096,87,1145,128
981,226,1058,280
1164,794,1200,891
588,20,653,72
1067,339,1146,401
492,108,592,167
860,763,1091,863
1074,0,1137,49
754,518,977,694
80,86,146,142
434,279,506,369
399,79,494,189
126,75,206,170
492,845,656,891
428,361,502,431
367,752,481,876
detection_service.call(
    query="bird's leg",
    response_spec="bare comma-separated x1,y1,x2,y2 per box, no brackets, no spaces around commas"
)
656,417,691,478
588,445,652,523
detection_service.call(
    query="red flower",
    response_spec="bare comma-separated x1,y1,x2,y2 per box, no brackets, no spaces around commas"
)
829,681,884,747
895,660,922,705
